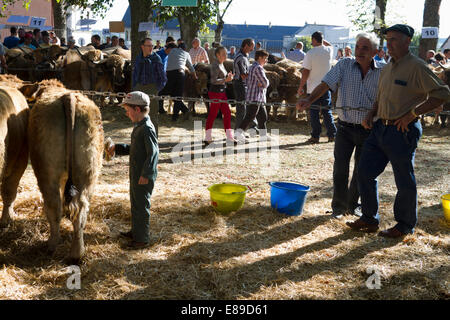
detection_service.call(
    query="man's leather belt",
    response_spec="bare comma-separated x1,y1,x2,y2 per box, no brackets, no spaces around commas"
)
338,120,364,128
379,117,419,126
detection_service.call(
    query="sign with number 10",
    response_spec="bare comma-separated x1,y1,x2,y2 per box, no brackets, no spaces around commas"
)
421,27,439,39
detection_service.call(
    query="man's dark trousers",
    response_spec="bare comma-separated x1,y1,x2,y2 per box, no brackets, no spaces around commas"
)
159,69,188,120
309,90,336,139
233,79,258,130
332,120,370,215
358,119,422,234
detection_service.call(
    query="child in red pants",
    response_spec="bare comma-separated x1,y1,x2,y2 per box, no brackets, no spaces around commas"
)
205,46,236,144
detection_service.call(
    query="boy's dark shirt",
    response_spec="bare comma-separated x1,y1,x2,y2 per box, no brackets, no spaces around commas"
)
115,116,159,182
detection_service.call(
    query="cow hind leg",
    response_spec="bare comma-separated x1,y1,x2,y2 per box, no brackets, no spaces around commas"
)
67,190,90,264
40,184,63,253
0,144,28,228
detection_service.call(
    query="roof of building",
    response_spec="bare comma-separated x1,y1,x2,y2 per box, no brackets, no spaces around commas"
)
122,6,346,44
441,35,450,50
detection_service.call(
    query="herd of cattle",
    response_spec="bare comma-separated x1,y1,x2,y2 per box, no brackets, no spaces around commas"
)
0,45,449,264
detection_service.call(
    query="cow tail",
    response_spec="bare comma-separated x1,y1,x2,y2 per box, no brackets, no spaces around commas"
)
62,93,80,221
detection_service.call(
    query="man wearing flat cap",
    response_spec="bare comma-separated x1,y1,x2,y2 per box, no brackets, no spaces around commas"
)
347,24,450,238
106,91,159,249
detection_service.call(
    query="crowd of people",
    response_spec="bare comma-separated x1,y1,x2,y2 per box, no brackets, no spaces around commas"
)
1,23,450,248
104,23,450,249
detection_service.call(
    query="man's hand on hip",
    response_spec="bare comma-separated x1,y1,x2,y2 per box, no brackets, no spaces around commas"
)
394,111,417,133
362,112,375,130
138,176,149,185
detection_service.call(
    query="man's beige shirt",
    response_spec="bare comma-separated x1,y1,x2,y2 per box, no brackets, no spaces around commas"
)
377,51,450,120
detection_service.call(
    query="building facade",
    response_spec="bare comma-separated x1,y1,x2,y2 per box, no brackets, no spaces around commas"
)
0,0,54,41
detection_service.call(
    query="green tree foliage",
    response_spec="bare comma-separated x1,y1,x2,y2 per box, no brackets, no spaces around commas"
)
0,0,115,18
346,0,388,46
291,36,312,52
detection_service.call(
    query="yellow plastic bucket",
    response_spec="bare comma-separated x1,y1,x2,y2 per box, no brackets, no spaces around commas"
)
208,183,249,214
441,194,450,223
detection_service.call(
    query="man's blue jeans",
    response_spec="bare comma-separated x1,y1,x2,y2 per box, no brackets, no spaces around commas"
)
309,91,336,139
357,119,422,234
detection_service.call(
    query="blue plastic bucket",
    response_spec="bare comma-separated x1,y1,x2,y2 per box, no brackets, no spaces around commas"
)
269,182,310,216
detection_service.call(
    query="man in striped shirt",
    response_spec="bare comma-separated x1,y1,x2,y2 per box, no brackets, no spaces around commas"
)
189,38,209,65
297,33,386,219
233,38,258,135
235,50,271,142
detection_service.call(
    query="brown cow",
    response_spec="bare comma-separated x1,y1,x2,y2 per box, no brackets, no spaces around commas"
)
20,79,103,263
62,48,103,90
0,76,29,228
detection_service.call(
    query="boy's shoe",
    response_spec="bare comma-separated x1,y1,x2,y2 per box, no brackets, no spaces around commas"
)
125,240,151,250
120,230,133,239
307,137,320,144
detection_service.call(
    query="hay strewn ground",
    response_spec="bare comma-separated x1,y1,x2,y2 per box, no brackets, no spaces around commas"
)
0,104,449,300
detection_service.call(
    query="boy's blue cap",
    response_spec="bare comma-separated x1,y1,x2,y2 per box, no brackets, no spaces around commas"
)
384,24,415,38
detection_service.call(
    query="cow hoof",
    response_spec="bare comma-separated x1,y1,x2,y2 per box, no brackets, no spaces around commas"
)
65,257,83,266
47,240,60,254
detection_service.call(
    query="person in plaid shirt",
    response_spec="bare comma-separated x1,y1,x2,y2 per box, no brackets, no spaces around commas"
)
189,38,209,64
235,50,271,142
297,32,386,219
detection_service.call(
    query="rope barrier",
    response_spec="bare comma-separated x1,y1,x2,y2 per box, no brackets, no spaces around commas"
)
76,90,450,115
2,71,450,115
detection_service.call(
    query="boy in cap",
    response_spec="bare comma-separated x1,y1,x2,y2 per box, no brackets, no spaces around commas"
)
106,91,159,249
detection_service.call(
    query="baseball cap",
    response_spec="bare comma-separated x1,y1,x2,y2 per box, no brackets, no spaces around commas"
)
383,24,415,38
119,91,150,107
24,32,33,39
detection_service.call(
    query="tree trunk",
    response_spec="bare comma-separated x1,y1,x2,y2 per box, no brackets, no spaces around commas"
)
53,0,66,39
419,0,442,60
129,0,158,132
374,0,387,47
129,0,153,63
178,14,199,50
214,19,224,44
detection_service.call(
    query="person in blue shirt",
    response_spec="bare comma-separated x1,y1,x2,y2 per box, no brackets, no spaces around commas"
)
132,37,167,134
156,42,177,71
374,47,386,63
3,27,20,49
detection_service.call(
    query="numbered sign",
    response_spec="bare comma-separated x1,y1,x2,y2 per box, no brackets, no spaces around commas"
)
138,22,154,32
30,17,46,28
422,27,439,39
